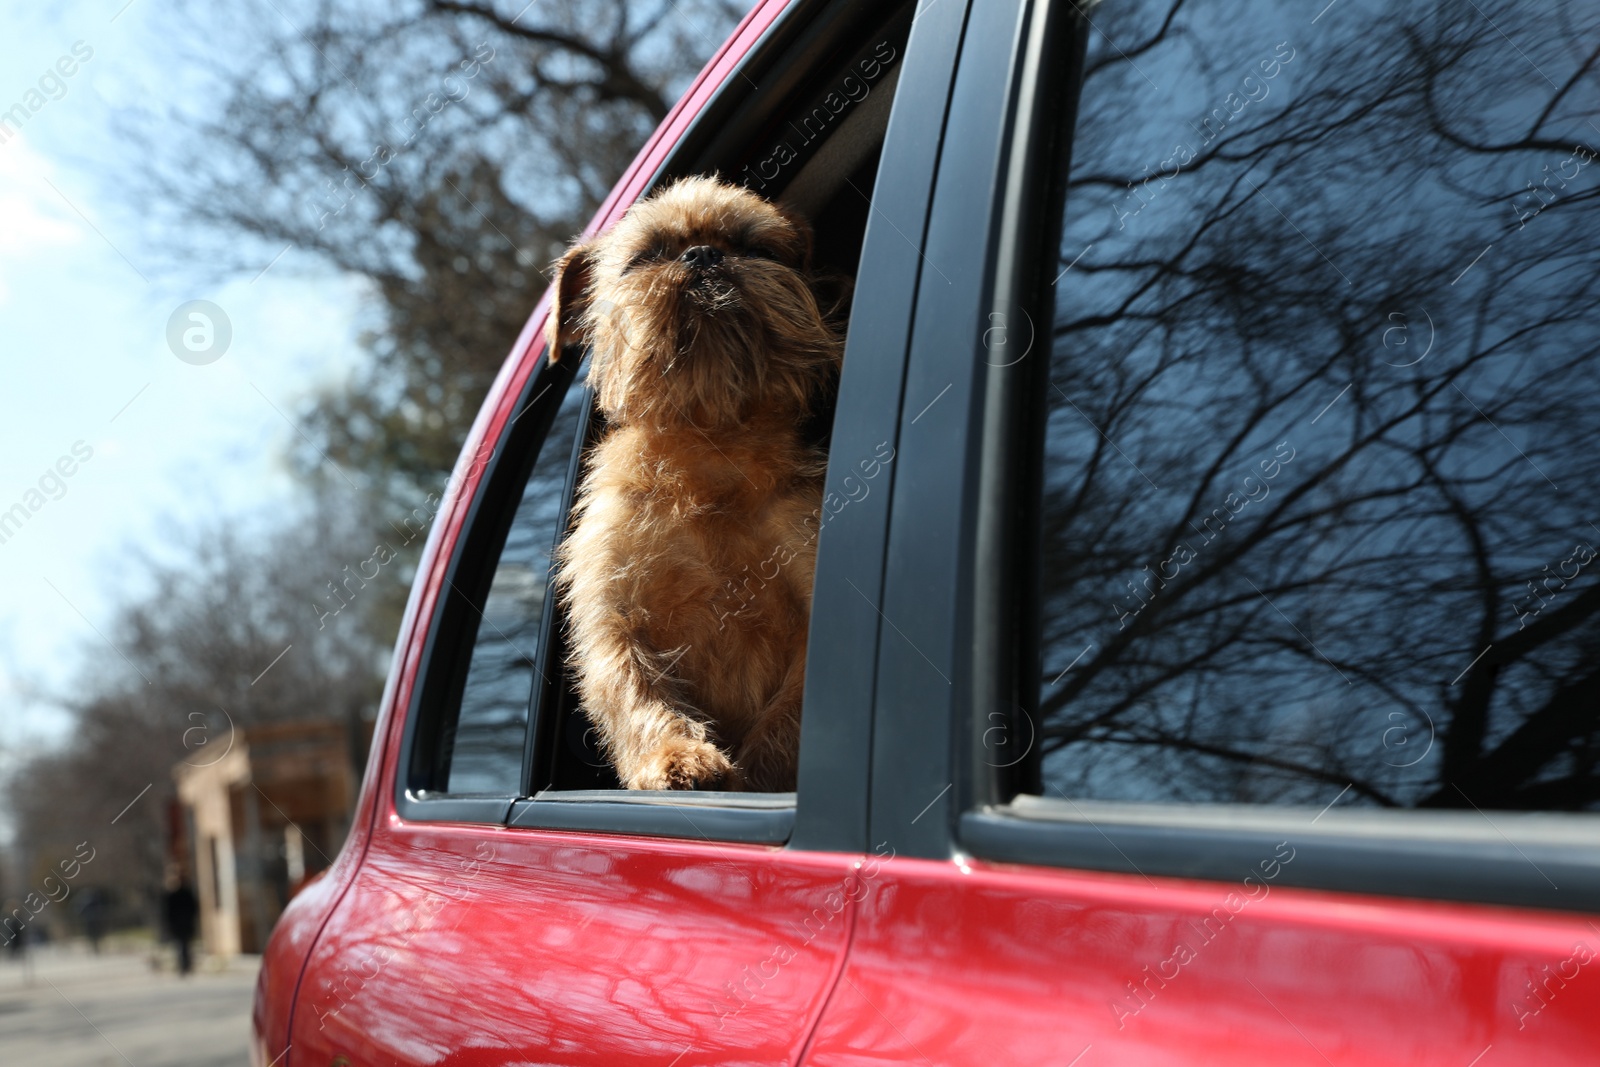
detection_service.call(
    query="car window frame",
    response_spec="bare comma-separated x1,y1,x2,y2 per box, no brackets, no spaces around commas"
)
934,0,1600,913
392,0,968,853
860,0,1054,858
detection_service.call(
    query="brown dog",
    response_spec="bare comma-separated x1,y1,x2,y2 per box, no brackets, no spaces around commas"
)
547,176,844,791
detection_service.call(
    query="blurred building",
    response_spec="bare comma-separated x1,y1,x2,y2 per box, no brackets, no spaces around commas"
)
172,719,370,958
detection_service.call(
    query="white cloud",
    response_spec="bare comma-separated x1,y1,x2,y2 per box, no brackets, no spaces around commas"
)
0,139,83,305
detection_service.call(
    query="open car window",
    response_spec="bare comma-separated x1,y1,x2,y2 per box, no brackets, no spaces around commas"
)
400,0,919,840
518,5,915,811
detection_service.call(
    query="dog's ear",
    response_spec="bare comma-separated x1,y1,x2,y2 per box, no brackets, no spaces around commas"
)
771,200,815,273
545,241,597,362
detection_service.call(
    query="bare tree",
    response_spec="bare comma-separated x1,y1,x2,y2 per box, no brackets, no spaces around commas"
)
127,0,751,503
6,493,393,919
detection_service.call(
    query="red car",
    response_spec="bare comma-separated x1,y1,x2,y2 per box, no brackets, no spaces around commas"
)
255,0,1600,1063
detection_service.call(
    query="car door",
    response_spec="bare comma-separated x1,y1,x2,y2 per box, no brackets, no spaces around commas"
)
276,2,963,1065
803,0,1600,1064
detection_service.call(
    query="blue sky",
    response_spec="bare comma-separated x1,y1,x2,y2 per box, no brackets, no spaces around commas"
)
0,1,368,778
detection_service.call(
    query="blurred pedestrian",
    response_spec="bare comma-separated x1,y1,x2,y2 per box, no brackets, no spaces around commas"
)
78,888,109,954
163,874,200,976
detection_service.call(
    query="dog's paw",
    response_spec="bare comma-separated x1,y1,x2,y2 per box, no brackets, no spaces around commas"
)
627,738,742,791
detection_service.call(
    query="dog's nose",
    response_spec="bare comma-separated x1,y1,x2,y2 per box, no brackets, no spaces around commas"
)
679,245,725,270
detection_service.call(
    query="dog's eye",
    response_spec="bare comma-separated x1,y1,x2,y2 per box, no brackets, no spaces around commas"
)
624,247,667,273
743,246,778,261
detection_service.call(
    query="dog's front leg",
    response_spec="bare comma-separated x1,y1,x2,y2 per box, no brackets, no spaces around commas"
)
569,611,742,791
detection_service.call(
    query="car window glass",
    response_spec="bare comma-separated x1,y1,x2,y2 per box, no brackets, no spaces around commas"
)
445,371,587,793
1036,0,1600,811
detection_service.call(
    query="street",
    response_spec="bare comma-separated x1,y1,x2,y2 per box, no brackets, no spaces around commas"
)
0,945,258,1067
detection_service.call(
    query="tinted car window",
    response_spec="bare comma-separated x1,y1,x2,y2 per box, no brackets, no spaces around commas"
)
1037,0,1600,811
445,372,587,793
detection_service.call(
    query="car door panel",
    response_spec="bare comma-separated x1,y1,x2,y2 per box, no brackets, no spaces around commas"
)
290,825,861,1066
804,857,1600,1065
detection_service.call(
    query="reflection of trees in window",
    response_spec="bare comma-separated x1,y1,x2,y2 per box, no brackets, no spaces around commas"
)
1037,0,1600,811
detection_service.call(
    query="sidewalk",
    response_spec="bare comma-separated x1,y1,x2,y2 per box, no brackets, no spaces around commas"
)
0,942,260,1067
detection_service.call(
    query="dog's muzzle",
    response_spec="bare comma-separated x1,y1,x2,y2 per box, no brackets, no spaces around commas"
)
679,245,725,271
679,245,734,304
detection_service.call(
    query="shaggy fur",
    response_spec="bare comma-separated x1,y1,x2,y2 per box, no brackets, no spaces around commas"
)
548,176,844,791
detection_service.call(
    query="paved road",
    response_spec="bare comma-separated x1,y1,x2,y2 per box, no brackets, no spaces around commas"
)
0,945,259,1067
